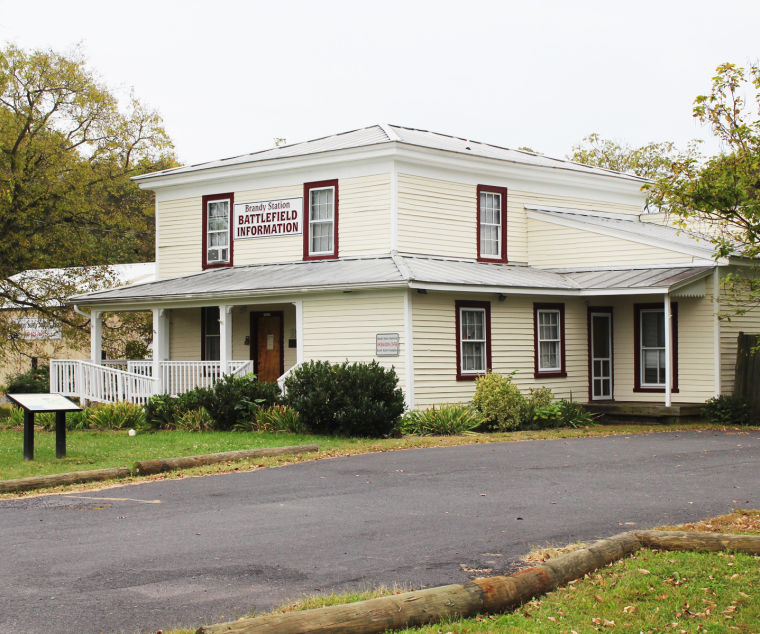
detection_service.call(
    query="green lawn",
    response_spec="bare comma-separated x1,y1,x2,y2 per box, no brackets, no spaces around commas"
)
0,421,755,488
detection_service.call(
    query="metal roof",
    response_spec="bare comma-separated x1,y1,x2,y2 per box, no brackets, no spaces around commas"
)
527,206,716,259
71,255,713,306
134,124,647,183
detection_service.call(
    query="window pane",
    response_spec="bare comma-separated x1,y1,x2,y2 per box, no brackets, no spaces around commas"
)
642,311,664,347
480,226,499,256
461,309,484,340
310,188,333,221
462,341,485,372
540,341,559,370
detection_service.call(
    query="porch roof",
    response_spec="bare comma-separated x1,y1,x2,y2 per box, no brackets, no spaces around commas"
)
71,254,715,307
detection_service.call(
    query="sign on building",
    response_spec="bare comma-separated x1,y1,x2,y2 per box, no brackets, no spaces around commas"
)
234,197,303,239
376,333,400,357
11,317,62,341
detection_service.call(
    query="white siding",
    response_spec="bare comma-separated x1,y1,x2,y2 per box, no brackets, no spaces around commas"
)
169,308,200,360
339,174,391,256
527,217,695,268
302,291,406,390
156,197,202,280
412,292,588,407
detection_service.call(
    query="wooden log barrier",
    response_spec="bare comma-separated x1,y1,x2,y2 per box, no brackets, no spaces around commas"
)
197,531,643,634
133,444,319,476
197,530,760,634
637,529,760,554
0,467,131,494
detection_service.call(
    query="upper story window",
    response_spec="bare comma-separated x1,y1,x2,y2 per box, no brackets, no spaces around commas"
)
202,193,234,268
304,179,339,260
477,185,508,263
634,303,679,392
455,300,492,380
533,303,566,378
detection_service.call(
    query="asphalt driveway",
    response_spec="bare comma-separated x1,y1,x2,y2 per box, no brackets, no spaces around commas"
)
1,430,759,633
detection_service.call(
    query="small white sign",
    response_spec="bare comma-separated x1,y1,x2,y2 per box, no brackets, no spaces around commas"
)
376,333,400,357
234,197,303,240
7,393,81,412
11,317,62,341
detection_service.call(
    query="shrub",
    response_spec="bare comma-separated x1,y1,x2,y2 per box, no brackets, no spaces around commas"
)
255,405,305,433
176,407,214,432
520,386,554,424
400,403,484,436
2,365,49,394
283,360,405,437
472,372,524,431
702,395,755,426
144,373,280,430
524,398,596,430
87,402,146,430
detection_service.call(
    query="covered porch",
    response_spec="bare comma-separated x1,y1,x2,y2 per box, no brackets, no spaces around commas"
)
51,299,303,404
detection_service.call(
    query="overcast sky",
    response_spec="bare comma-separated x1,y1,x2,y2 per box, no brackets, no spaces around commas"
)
1,0,758,166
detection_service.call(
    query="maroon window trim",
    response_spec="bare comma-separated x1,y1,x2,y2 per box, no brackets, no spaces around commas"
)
633,302,679,393
533,303,567,378
587,306,614,402
476,184,508,263
200,306,220,361
202,192,234,269
455,300,492,381
303,179,339,260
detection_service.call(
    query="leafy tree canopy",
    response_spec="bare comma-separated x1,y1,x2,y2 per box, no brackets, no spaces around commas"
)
0,44,177,358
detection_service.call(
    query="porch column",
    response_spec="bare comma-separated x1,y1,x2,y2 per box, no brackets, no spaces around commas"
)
219,304,232,374
664,294,672,407
152,308,167,394
294,299,304,364
90,310,102,363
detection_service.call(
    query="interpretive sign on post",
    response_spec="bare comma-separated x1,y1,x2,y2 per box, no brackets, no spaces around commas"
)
6,393,81,461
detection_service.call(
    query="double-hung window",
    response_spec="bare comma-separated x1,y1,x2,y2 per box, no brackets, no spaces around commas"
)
455,300,491,379
304,179,338,259
477,185,508,262
634,303,678,392
533,303,566,377
201,306,220,361
202,193,233,268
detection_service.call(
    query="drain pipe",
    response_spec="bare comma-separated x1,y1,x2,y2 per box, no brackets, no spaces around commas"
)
73,305,90,322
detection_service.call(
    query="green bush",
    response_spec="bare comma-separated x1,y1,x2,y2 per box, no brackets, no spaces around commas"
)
702,395,755,426
2,365,50,394
255,405,305,433
283,360,405,437
176,407,214,432
144,373,280,430
523,398,596,430
472,371,524,431
87,402,146,430
400,403,484,436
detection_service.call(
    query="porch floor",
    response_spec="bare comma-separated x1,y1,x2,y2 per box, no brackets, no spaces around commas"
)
585,401,704,424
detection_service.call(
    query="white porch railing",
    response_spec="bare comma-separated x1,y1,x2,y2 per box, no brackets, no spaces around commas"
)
51,360,157,405
50,359,255,404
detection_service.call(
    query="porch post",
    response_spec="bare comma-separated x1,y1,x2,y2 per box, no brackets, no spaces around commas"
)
152,308,167,394
219,304,232,374
294,299,304,364
713,268,721,397
90,310,102,363
664,294,672,407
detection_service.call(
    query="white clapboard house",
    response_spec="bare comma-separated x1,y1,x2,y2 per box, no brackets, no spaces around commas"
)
51,124,760,416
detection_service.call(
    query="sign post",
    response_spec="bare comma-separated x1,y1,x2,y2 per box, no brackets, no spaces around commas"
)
6,393,81,460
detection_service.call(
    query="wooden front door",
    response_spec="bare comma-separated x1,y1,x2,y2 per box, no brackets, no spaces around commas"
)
251,311,284,382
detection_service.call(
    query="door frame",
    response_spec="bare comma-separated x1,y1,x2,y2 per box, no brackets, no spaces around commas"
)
587,307,614,401
250,310,285,380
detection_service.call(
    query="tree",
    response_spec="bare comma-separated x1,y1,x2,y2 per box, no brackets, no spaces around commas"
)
568,133,682,181
0,44,176,359
650,63,760,314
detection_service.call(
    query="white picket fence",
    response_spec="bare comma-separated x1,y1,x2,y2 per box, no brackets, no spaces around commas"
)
50,359,255,405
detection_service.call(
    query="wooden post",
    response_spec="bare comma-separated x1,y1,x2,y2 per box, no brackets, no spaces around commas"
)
23,410,34,461
664,294,671,407
55,411,67,458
